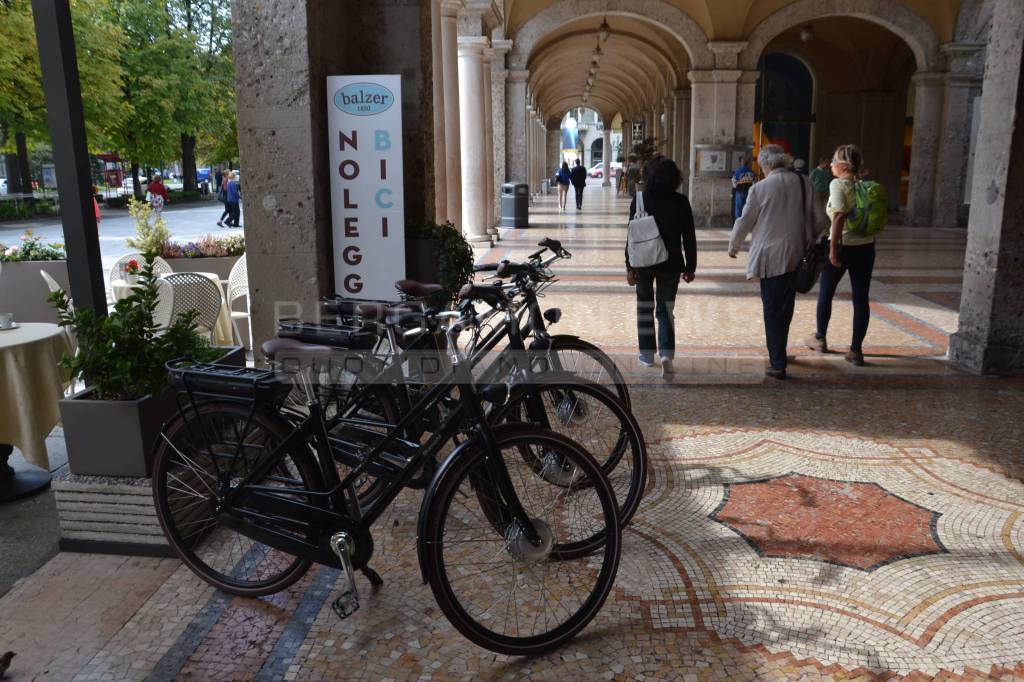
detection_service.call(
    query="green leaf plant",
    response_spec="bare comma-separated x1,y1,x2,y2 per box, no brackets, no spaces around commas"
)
49,253,221,400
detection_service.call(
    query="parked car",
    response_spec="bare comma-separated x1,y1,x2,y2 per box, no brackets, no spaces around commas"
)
0,178,7,195
587,161,622,178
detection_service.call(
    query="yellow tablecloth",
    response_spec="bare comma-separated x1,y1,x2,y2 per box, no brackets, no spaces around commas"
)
112,271,233,347
0,323,70,469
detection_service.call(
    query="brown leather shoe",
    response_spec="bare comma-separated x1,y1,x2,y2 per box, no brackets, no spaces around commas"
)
844,350,865,366
765,368,787,380
805,334,827,353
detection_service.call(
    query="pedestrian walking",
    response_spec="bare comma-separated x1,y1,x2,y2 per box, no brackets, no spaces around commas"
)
224,171,242,227
728,144,827,379
217,172,231,227
556,161,572,212
805,144,878,366
731,155,756,220
569,158,588,210
625,158,697,377
147,172,169,214
625,155,641,197
615,156,627,197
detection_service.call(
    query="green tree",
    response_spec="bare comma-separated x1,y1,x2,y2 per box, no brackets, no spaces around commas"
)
0,0,125,191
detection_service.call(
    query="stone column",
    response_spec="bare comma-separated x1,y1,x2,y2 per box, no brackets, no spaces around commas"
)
506,70,528,185
623,120,632,161
948,0,1024,374
859,92,902,211
458,36,491,243
933,43,986,227
526,104,535,194
673,90,692,188
601,129,612,186
490,39,511,227
431,0,447,223
440,0,463,228
905,72,944,226
546,127,560,183
481,46,496,236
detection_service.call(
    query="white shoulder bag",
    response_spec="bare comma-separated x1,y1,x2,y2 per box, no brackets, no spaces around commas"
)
627,192,669,268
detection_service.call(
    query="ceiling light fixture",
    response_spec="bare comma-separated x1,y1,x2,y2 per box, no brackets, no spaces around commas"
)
799,23,814,42
599,17,611,42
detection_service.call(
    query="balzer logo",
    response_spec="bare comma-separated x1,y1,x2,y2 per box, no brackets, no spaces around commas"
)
334,82,394,116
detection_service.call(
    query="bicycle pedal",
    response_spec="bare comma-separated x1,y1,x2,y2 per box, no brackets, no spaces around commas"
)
332,590,360,619
361,566,384,588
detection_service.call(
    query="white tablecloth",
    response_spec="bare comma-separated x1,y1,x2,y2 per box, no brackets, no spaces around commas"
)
111,271,233,346
0,323,70,469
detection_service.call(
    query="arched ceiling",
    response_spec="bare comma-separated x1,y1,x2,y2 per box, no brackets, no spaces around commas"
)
506,0,964,43
527,14,690,122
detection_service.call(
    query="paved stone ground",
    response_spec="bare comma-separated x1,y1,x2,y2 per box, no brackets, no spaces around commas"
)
3,189,1024,680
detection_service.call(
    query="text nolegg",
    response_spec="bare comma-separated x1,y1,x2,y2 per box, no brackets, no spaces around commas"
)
338,129,394,294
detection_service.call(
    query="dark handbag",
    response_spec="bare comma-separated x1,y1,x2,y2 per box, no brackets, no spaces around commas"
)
795,239,828,293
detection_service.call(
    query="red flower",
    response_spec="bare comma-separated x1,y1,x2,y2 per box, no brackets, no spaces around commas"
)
125,259,140,274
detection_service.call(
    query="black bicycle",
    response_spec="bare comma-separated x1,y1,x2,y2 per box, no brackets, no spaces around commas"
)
151,312,622,656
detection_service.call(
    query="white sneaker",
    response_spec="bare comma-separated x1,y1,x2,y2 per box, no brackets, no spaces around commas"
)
661,357,675,377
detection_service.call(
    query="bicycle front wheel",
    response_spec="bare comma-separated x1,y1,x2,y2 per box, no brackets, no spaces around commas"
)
422,426,621,656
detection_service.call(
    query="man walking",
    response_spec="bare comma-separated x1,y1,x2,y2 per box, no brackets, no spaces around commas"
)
728,145,827,379
570,158,588,210
809,156,832,208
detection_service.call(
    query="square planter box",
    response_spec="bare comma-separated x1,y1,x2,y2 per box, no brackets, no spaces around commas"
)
164,255,240,282
60,346,244,478
0,260,69,324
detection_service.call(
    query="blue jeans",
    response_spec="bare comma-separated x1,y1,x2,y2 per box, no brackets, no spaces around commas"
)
636,270,680,360
734,191,749,220
816,241,876,351
760,270,798,371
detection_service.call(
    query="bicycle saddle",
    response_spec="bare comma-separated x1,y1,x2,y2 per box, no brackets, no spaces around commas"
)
457,282,505,307
356,302,426,327
395,279,443,298
262,337,335,362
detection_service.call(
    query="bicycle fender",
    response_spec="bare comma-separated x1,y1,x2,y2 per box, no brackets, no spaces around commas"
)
550,333,580,343
414,422,544,584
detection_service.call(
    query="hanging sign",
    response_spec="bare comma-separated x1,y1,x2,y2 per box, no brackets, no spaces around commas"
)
327,74,405,299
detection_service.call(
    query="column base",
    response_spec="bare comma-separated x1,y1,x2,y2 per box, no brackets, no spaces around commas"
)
602,180,612,187
464,233,494,245
948,330,1024,376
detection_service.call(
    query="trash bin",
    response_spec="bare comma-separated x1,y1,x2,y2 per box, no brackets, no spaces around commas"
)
541,179,551,195
501,182,529,228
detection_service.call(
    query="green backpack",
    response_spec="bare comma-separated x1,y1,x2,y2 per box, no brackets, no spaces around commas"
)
846,180,888,237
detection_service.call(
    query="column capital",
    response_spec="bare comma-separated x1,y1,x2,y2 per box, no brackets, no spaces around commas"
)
491,38,513,55
911,71,947,86
457,36,489,56
507,69,529,83
708,41,747,69
440,0,463,18
688,69,741,84
941,41,986,78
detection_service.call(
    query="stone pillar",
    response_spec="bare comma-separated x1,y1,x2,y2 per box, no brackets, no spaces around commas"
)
859,92,902,212
601,129,612,186
481,46,496,236
506,70,528,185
623,120,632,161
948,0,1024,375
440,0,463,228
933,43,986,227
546,127,560,182
458,36,491,243
490,39,511,227
431,0,447,223
526,104,535,194
673,90,692,188
905,72,944,226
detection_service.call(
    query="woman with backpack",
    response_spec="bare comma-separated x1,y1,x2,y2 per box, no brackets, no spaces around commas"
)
805,144,878,366
625,157,697,376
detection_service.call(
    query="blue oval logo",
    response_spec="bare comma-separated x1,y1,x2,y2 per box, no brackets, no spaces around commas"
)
334,82,395,116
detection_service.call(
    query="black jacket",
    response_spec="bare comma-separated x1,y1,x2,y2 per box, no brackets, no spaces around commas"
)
569,165,588,188
625,191,697,274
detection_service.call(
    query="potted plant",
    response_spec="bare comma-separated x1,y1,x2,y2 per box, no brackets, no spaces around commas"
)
404,220,474,308
160,234,244,281
0,230,69,323
52,256,242,478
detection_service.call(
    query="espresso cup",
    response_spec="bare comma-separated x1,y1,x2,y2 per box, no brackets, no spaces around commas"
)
0,313,14,329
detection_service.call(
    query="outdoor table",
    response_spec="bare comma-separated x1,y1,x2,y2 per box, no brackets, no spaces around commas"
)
111,271,234,346
0,322,70,501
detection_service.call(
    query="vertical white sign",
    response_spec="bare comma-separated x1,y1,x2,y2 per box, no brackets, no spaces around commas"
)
327,75,405,299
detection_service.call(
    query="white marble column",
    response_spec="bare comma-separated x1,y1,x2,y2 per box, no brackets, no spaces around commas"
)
905,72,945,226
439,0,463,228
481,46,496,236
458,36,491,243
430,0,447,223
601,129,612,186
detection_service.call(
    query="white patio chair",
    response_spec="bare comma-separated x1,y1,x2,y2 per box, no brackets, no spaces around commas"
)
226,255,249,347
108,253,174,288
40,269,78,389
164,272,223,343
153,278,175,332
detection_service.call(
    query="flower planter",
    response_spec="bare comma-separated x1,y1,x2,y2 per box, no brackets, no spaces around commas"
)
164,255,240,282
59,345,244,478
0,260,69,324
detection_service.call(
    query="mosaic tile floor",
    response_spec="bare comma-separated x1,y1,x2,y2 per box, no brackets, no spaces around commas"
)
4,189,1024,681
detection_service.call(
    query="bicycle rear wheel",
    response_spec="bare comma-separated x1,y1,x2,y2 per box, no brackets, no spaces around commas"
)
546,336,630,409
422,426,621,655
152,401,323,597
492,377,647,528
